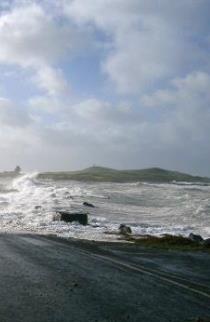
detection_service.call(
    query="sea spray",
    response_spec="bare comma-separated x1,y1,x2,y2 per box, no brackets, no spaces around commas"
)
0,176,209,240
12,172,39,192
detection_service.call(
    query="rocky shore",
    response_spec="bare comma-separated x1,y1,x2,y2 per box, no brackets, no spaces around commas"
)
54,209,210,250
116,227,210,250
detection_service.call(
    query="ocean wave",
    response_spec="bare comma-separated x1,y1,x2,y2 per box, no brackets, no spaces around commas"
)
0,174,209,240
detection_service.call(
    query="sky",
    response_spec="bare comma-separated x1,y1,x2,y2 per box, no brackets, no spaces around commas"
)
0,0,210,175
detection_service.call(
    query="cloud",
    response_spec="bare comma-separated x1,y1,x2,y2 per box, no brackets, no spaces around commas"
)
29,96,137,146
1,71,210,174
71,98,135,124
140,71,210,153
64,0,210,94
0,4,65,66
141,71,210,109
0,97,31,127
29,95,64,114
0,1,210,174
34,66,69,96
27,69,210,166
0,3,89,95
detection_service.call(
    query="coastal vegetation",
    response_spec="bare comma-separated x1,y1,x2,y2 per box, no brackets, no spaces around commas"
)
38,166,210,183
1,166,209,183
122,234,210,251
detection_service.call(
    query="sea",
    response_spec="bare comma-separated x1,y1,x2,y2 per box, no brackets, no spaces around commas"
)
0,173,209,241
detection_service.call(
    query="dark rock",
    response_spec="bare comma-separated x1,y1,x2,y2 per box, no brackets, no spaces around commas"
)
34,205,42,210
57,211,88,225
188,233,203,243
119,224,132,235
203,238,210,247
83,202,95,208
66,195,73,200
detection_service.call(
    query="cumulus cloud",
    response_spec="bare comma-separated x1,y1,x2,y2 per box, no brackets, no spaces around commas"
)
28,68,210,160
139,72,210,164
0,2,89,95
71,98,135,124
0,4,71,66
34,66,69,96
0,0,210,174
33,71,210,173
65,0,210,94
1,71,210,174
141,71,210,109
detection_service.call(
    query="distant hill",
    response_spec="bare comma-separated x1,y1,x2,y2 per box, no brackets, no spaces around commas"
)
38,166,210,183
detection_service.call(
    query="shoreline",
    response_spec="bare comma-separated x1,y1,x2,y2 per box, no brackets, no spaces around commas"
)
1,229,209,252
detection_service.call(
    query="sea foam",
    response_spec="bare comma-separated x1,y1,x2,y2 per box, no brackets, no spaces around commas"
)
0,174,209,240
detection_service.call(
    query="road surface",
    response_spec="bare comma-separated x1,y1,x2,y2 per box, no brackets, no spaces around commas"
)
0,233,209,322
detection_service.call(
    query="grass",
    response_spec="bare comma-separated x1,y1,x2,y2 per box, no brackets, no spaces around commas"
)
38,166,210,183
184,318,210,322
121,234,210,251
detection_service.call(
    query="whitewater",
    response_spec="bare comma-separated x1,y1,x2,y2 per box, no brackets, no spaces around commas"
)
0,173,209,241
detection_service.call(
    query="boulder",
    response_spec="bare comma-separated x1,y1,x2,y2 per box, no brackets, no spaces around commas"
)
203,238,210,247
83,202,95,208
34,205,42,210
66,195,73,200
119,224,132,235
188,233,203,243
57,211,88,225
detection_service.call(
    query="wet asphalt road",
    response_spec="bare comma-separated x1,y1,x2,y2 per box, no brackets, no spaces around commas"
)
0,233,209,322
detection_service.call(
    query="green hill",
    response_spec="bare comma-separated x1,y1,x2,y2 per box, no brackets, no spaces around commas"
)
38,166,210,183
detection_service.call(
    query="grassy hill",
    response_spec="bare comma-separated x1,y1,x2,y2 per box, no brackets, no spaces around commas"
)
38,166,210,183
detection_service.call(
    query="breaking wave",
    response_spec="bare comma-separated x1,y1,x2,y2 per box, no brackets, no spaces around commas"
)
0,173,209,241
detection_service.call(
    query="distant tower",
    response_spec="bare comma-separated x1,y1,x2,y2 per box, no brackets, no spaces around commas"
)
14,166,21,174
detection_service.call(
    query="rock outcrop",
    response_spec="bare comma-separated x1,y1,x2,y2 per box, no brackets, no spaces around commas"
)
57,211,88,225
188,233,203,243
83,202,95,208
119,224,132,235
203,238,210,247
